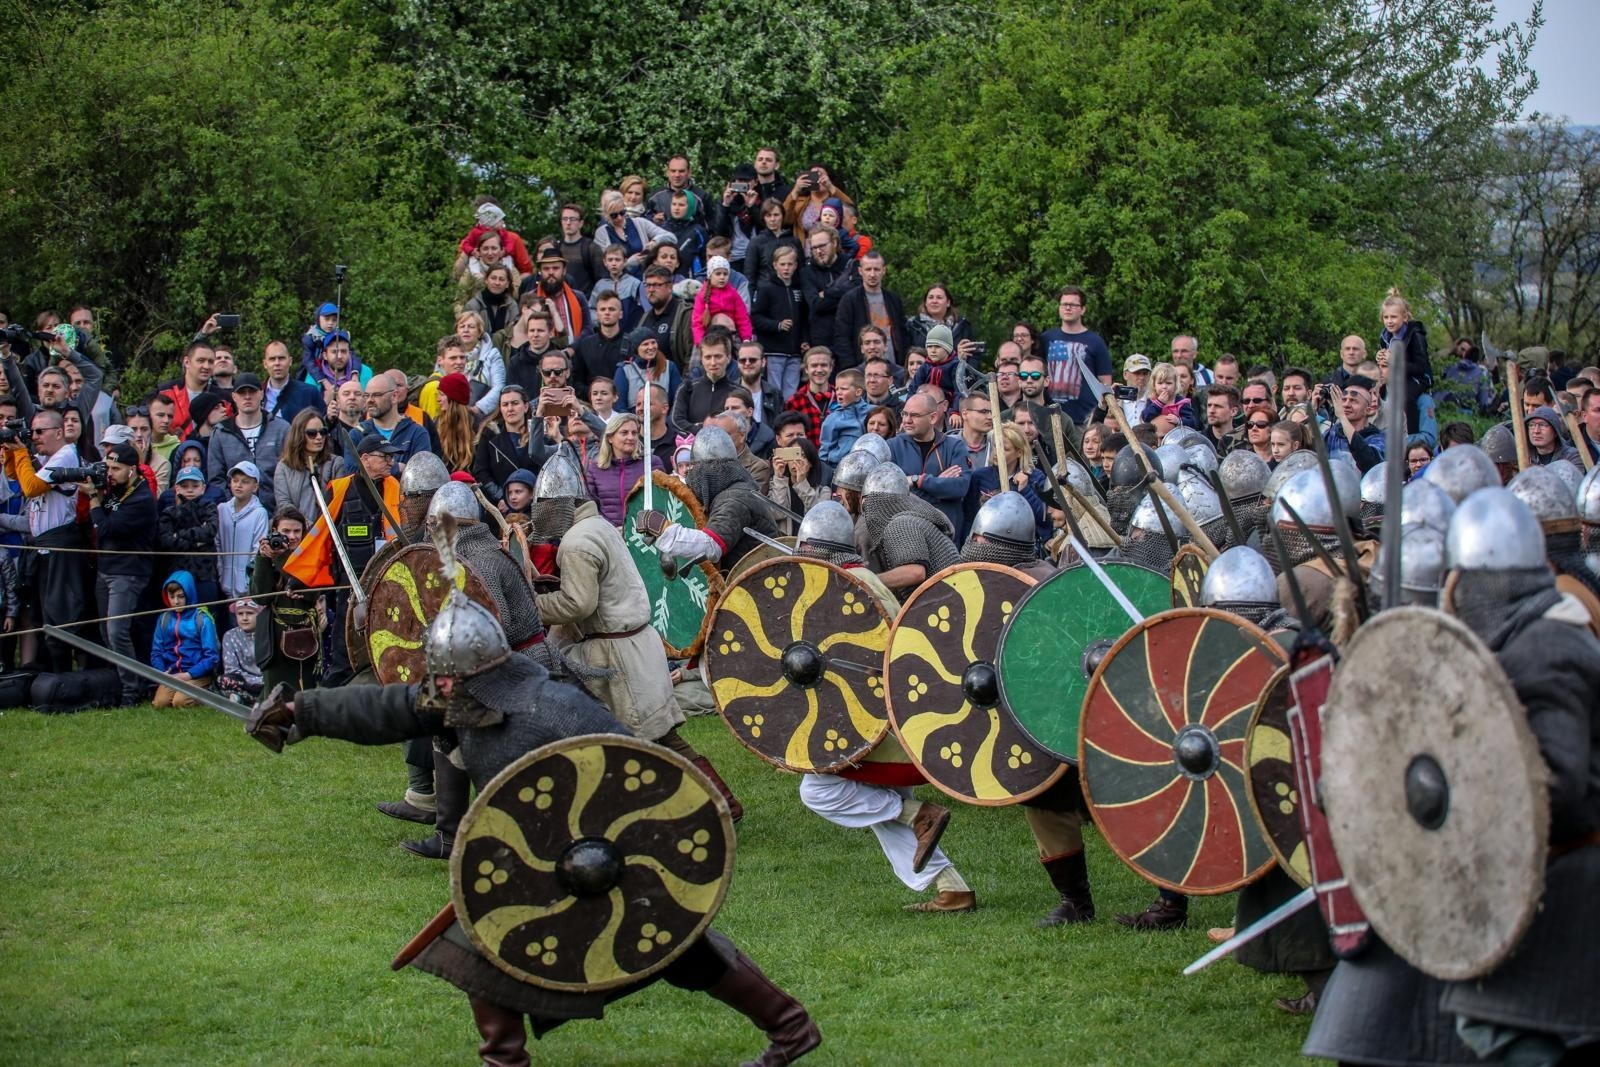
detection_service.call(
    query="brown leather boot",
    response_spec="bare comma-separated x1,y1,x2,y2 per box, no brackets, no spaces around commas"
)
908,801,951,874
693,756,744,822
706,951,821,1067
1038,851,1095,927
1115,893,1189,930
403,749,469,858
468,997,530,1067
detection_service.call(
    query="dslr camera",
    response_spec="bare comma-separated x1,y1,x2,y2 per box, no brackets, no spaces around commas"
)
54,462,109,490
1,323,56,352
0,418,32,446
266,531,291,552
730,181,750,194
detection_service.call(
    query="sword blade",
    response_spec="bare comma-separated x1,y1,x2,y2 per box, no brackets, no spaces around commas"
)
1182,886,1317,975
1381,354,1408,608
1068,534,1145,625
746,490,804,524
742,527,795,555
43,626,250,720
310,477,369,605
642,387,655,513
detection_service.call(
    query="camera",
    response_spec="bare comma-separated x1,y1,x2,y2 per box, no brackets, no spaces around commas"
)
334,264,348,283
0,418,32,446
1,323,56,351
807,168,822,185
266,531,291,552
970,341,988,359
1113,385,1139,401
54,462,109,489
730,181,749,194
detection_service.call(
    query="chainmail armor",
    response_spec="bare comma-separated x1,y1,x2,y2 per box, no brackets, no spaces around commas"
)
1202,516,1232,553
1211,601,1285,628
1450,568,1562,650
686,457,756,512
1359,500,1383,539
400,492,434,531
1547,528,1600,599
1108,484,1145,536
859,492,955,547
530,497,577,542
798,542,865,568
1261,523,1341,575
960,537,1038,568
866,511,960,574
1114,530,1179,575
456,523,545,649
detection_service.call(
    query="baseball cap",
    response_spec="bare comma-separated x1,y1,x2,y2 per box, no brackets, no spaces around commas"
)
320,329,352,351
176,466,205,484
232,372,263,392
1124,353,1152,373
105,442,140,467
228,460,261,481
317,302,340,317
100,424,136,447
356,433,402,456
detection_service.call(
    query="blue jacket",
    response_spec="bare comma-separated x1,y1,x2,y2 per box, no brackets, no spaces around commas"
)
819,397,871,465
151,570,220,678
266,378,323,424
348,416,432,475
887,432,972,539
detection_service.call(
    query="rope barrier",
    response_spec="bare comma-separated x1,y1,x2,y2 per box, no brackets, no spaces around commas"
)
11,543,265,557
5,585,351,641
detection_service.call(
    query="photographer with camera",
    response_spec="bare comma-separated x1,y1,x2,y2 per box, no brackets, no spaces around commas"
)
250,505,322,695
782,164,853,239
83,443,158,706
2,408,86,672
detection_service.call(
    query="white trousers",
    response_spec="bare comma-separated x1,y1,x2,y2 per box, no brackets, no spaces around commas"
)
798,775,950,892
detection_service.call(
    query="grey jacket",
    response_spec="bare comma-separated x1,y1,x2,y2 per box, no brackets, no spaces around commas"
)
206,416,290,512
272,458,342,522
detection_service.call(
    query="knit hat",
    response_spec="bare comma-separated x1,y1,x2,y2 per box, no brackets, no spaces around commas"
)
438,372,471,406
232,599,261,615
821,197,844,219
707,255,731,275
626,325,657,358
505,468,538,490
924,324,954,355
450,470,477,484
188,392,230,427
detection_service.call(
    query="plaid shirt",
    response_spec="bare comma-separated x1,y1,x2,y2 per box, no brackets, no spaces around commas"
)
784,382,834,448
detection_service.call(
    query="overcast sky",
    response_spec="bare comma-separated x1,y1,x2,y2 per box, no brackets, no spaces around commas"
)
1497,0,1595,124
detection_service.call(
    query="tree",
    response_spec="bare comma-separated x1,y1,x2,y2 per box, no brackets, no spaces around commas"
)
863,0,1538,373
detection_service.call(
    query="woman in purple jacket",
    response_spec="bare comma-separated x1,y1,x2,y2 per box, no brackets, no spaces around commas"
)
583,412,664,526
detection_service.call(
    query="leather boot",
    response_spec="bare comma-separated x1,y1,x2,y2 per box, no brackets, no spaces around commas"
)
706,950,821,1067
468,997,530,1067
908,802,951,874
1115,893,1188,931
693,756,744,823
403,750,469,859
1038,851,1095,927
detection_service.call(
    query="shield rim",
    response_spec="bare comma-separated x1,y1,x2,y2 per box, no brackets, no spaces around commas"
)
1170,543,1210,608
624,471,724,659
1079,606,1285,895
1243,664,1311,889
1320,606,1549,981
706,555,893,773
449,732,736,993
346,538,413,672
885,562,1067,807
365,542,498,686
1554,574,1600,639
995,559,1171,763
726,536,800,582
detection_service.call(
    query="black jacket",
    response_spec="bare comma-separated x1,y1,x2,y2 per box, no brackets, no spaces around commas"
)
799,257,856,352
670,375,739,435
472,427,550,506
833,286,908,372
157,493,219,584
744,230,803,286
572,329,629,394
751,276,808,359
91,479,158,579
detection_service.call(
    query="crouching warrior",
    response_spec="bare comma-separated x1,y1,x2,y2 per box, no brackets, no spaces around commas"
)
244,540,820,1067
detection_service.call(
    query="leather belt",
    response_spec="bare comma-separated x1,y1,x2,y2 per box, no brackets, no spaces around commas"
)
579,623,649,641
513,632,547,650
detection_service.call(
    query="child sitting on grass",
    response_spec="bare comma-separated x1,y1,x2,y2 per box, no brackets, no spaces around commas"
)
151,570,219,708
217,599,264,702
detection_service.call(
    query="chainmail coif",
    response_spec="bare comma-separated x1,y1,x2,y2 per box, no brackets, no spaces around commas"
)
1108,484,1145,536
1546,528,1600,599
1450,568,1562,652
455,522,546,649
960,536,1037,569
859,491,954,546
1261,523,1342,575
1114,530,1179,575
529,497,576,542
686,457,756,511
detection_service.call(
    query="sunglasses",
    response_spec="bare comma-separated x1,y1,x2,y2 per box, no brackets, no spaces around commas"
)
737,357,762,365
541,368,566,378
1247,420,1272,428
1018,371,1044,381
304,427,327,437
608,211,625,220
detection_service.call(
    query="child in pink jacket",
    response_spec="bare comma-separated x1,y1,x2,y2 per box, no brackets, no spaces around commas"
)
692,255,753,343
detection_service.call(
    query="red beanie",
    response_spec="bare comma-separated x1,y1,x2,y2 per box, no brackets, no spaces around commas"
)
449,470,476,484
438,372,471,407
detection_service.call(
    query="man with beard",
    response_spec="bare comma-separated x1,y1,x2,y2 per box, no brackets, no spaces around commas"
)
356,371,431,471
244,574,819,1067
520,244,592,350
529,450,744,820
636,266,694,371
637,426,779,575
858,461,959,593
798,226,856,353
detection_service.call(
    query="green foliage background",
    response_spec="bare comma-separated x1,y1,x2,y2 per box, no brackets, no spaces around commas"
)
0,0,1539,390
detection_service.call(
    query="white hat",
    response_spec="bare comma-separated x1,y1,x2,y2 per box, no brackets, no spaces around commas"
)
707,255,731,274
228,460,261,481
100,424,136,446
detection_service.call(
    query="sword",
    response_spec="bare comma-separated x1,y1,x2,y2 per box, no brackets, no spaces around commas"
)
1183,887,1317,975
642,381,654,513
742,527,796,555
352,461,410,547
392,901,457,970
1067,533,1145,625
310,477,369,605
1067,346,1112,405
43,625,250,721
743,489,804,525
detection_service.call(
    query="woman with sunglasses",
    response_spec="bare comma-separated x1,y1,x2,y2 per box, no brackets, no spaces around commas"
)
593,190,668,271
472,384,549,510
1241,409,1275,464
273,408,341,521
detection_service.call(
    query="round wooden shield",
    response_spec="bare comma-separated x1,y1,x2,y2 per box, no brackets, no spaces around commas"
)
705,557,892,773
1320,607,1548,981
1243,665,1310,888
1170,543,1210,608
885,563,1066,806
623,472,724,659
451,734,734,993
995,561,1171,763
1080,608,1285,895
365,543,497,685
1555,573,1600,638
346,539,412,674
727,536,799,582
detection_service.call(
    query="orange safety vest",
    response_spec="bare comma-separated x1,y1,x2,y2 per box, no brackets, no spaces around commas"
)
281,474,401,588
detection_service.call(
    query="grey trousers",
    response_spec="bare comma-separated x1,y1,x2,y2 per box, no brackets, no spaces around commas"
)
96,572,145,701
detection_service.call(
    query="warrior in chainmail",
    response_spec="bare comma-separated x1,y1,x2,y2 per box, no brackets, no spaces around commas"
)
1112,490,1185,575
1199,546,1295,631
398,452,451,541
529,449,746,821
644,427,779,575
427,482,554,664
1105,444,1152,536
1357,460,1387,539
1511,465,1600,600
1260,469,1347,575
857,461,960,593
245,563,822,1067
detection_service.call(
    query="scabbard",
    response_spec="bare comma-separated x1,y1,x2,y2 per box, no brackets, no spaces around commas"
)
392,901,457,971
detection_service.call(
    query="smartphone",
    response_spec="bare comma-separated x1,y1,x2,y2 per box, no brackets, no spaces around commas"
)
537,387,576,419
215,313,241,330
773,446,804,464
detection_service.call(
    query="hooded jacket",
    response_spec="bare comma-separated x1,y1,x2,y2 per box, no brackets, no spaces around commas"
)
1527,405,1583,468
205,416,290,512
216,493,269,599
151,570,220,678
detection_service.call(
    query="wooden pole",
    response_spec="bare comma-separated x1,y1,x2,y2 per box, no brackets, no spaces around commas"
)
989,380,1010,488
1146,478,1221,560
1565,412,1595,471
1507,361,1532,473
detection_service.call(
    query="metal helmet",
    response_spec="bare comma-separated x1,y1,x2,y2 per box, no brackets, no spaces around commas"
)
1271,469,1338,531
1329,456,1362,519
1111,444,1158,488
1399,479,1457,535
1177,471,1222,526
862,461,911,498
1263,449,1318,502
1359,461,1389,506
969,492,1037,548
1179,436,1219,476
1153,442,1188,483
1131,491,1180,536
1479,423,1517,467
833,450,879,494
1163,426,1203,450
425,584,511,680
1547,458,1583,497
1218,449,1269,501
426,481,481,525
1422,444,1500,503
534,449,588,500
1508,466,1578,524
1200,546,1277,606
399,452,450,498
690,425,737,463
850,432,893,465
1062,459,1094,500
1446,487,1546,571
1373,523,1448,605
1581,464,1600,524
796,500,857,554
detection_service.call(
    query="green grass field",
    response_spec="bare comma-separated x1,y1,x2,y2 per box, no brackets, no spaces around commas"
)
0,707,1312,1065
